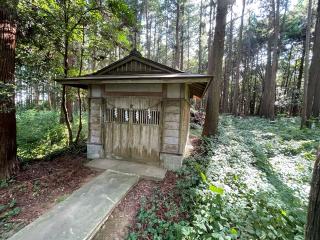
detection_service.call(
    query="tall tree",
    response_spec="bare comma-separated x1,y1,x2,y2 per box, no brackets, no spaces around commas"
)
198,0,203,73
74,25,85,144
301,0,313,127
60,0,73,144
186,5,191,70
306,0,320,121
221,5,233,113
207,0,216,56
174,0,181,69
145,0,151,59
180,0,185,70
260,0,280,119
305,148,320,239
232,0,245,115
0,1,19,179
292,42,305,116
202,0,230,136
164,0,169,65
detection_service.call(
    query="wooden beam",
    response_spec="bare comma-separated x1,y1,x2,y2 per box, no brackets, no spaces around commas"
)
57,78,210,85
105,91,163,97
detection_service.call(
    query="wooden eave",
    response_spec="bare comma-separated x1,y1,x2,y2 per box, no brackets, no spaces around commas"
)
55,50,212,97
56,73,211,82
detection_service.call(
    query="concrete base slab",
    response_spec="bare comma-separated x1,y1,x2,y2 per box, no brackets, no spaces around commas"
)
9,170,139,240
85,159,167,181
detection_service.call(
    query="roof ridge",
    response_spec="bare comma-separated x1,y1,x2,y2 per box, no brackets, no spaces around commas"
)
88,51,183,76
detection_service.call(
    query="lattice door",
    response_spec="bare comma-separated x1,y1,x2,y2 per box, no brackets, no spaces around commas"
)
104,96,161,166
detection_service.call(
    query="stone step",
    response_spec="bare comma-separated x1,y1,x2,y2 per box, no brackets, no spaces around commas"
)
9,170,139,240
85,159,167,181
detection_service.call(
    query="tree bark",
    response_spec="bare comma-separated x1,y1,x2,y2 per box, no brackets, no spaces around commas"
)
241,57,250,115
59,2,73,124
305,149,320,240
288,60,298,115
260,0,280,120
153,16,157,59
202,0,229,136
232,0,245,116
251,73,258,115
312,77,320,117
174,0,180,69
60,0,73,145
74,88,82,144
180,1,184,70
221,6,233,113
301,0,313,127
292,43,305,116
282,44,293,96
75,25,85,144
165,0,169,65
198,0,203,73
308,0,320,117
61,85,73,145
145,0,151,59
207,0,216,56
187,7,190,70
0,4,19,179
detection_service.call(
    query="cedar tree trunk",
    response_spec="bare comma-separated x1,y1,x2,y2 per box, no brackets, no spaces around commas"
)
0,6,19,179
202,0,229,136
301,0,312,128
260,0,280,120
305,149,320,239
306,0,320,120
232,0,245,116
174,0,180,69
221,6,233,113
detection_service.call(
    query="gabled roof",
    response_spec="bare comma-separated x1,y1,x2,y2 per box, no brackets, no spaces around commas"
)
55,49,212,98
92,49,182,75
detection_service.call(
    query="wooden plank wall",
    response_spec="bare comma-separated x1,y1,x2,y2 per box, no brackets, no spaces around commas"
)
104,96,161,166
87,83,191,166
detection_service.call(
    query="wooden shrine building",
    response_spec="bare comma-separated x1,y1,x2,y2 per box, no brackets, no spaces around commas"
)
56,50,211,170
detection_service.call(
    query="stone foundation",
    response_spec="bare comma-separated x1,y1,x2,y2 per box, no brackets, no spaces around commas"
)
160,153,183,171
87,143,104,159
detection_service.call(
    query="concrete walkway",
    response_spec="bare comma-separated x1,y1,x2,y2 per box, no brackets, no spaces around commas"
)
85,159,167,181
9,170,139,240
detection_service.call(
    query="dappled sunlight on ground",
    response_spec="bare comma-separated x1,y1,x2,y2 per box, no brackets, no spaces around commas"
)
127,115,319,239
200,115,318,238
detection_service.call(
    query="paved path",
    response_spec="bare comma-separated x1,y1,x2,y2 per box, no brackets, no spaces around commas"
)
8,170,139,240
85,159,167,181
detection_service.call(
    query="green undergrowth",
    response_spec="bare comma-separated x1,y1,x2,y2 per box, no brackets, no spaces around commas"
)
0,199,22,237
17,109,88,160
128,115,319,240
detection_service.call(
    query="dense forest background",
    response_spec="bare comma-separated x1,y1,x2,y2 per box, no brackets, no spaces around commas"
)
1,0,319,176
12,0,318,121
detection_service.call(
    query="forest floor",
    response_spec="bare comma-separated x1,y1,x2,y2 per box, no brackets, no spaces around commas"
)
95,172,178,240
94,132,200,240
128,115,319,239
2,114,319,239
0,152,99,239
